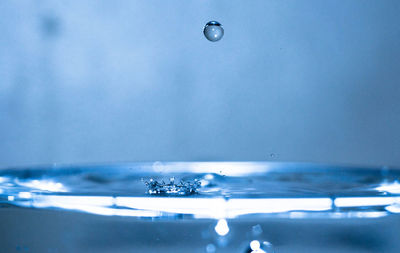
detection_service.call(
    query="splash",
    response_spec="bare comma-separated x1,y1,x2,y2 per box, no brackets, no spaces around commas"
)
144,177,201,196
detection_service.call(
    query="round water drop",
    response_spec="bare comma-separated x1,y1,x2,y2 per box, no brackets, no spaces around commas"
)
244,240,274,253
203,21,224,42
250,240,261,251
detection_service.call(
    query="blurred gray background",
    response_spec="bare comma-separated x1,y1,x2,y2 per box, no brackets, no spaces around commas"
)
0,0,399,168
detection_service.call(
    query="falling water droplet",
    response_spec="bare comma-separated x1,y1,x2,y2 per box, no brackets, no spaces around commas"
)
203,21,224,42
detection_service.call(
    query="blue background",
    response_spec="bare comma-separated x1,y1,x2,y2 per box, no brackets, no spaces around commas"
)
1,0,400,167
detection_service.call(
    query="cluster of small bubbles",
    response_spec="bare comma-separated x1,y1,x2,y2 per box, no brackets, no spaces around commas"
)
144,177,201,196
203,21,224,42
244,240,274,253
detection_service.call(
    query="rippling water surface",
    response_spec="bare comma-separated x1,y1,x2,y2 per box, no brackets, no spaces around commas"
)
0,162,399,252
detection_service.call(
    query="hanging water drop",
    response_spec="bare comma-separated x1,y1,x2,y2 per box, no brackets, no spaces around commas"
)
203,21,224,42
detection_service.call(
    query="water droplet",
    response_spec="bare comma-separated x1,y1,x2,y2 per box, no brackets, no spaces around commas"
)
203,21,224,42
215,219,229,236
244,240,274,253
250,240,261,251
144,178,201,195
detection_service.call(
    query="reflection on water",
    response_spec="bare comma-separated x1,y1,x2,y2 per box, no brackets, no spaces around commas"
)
1,162,399,219
0,162,399,252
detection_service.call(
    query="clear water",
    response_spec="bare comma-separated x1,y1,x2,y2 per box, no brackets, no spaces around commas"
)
203,21,224,42
0,162,400,252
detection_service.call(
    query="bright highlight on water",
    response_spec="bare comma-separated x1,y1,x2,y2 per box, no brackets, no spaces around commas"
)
1,162,400,252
